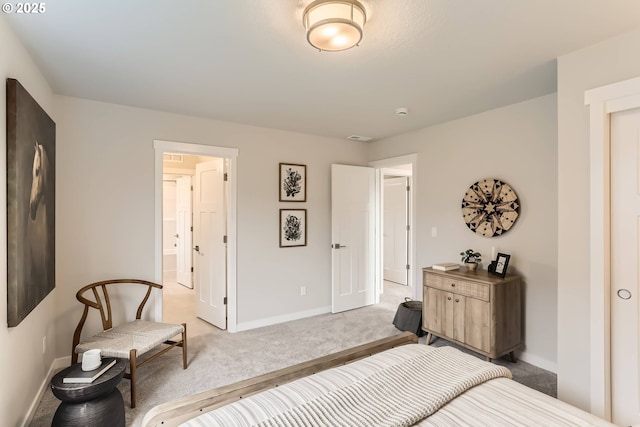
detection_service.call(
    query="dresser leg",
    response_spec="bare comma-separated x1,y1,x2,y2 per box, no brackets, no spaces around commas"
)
509,351,517,363
485,356,491,362
426,332,433,345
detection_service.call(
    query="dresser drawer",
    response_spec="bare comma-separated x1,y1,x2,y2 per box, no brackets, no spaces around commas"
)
423,273,452,290
424,273,489,301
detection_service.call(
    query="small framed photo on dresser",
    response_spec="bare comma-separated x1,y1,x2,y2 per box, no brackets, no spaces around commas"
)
492,253,511,278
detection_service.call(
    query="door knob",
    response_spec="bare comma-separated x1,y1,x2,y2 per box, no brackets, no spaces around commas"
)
617,289,632,300
332,243,348,249
193,245,200,252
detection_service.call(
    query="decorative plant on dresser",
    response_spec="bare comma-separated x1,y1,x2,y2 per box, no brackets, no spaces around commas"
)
460,249,482,271
422,266,522,362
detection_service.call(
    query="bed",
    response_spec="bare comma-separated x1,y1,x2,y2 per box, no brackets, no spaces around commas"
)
142,332,612,427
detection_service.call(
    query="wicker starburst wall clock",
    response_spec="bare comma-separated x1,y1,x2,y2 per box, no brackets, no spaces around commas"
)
461,178,520,237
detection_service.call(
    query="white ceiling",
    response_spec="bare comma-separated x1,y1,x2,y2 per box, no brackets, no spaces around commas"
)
5,1,640,141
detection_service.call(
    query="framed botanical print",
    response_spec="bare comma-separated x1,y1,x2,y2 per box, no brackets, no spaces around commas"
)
280,209,307,247
279,163,306,202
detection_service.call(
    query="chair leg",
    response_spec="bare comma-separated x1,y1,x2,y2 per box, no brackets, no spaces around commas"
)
182,323,188,369
129,349,137,408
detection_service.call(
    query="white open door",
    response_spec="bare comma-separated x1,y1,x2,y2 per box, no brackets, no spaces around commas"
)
176,176,193,288
331,164,375,313
194,159,227,329
383,176,409,285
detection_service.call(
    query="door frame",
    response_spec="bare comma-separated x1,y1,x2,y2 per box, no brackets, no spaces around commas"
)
585,75,640,420
153,140,239,333
369,154,418,302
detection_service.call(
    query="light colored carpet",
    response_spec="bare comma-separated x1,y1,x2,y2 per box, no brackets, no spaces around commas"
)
29,281,556,426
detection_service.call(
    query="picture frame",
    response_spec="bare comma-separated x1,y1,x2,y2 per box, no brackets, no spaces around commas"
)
280,209,307,247
6,78,56,327
492,253,511,278
279,163,306,202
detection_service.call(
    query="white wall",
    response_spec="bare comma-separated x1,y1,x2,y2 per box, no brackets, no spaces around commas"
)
53,95,368,357
0,15,58,427
557,28,640,411
368,94,558,370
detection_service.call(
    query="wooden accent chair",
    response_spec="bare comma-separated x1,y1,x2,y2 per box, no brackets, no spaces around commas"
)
71,279,187,408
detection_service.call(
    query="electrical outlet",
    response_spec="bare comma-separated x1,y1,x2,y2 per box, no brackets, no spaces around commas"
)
431,227,438,237
300,286,307,296
42,336,46,355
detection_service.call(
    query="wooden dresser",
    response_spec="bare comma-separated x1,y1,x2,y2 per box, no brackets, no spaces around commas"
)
422,267,522,361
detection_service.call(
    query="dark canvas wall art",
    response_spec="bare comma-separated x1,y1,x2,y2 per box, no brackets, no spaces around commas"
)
6,78,56,327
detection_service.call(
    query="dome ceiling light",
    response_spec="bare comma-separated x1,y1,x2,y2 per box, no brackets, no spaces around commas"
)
302,0,367,52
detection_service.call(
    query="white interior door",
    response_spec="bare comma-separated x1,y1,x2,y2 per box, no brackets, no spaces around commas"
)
331,164,375,313
176,176,193,288
611,107,640,425
194,159,227,329
383,177,408,285
162,181,177,281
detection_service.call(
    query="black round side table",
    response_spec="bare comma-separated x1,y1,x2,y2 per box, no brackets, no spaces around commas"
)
50,358,127,427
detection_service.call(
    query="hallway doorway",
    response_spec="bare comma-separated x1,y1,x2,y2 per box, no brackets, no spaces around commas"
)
162,153,225,335
153,140,239,333
370,154,417,303
382,168,412,286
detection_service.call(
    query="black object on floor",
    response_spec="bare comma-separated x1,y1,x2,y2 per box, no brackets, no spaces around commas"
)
392,298,425,337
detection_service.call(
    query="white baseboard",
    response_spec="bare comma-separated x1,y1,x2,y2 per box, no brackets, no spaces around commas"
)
235,305,331,332
517,351,557,373
23,356,72,427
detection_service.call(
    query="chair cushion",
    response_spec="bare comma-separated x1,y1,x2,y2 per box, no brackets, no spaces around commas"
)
75,320,184,359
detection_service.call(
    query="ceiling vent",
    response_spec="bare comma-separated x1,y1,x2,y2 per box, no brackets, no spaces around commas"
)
347,135,373,142
163,153,184,163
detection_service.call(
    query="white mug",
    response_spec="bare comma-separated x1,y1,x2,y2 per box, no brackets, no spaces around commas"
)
81,349,102,371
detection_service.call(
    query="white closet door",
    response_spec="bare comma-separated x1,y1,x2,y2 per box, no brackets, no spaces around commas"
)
611,107,640,426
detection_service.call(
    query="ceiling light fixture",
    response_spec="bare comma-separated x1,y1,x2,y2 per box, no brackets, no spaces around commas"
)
302,0,367,52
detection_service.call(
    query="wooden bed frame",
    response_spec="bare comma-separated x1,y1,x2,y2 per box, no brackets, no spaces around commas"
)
141,332,418,427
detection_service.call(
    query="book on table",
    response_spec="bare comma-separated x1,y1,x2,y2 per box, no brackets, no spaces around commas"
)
432,263,460,271
63,358,117,384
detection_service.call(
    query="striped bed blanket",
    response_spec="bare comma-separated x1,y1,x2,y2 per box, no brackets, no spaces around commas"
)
184,345,511,427
255,346,510,427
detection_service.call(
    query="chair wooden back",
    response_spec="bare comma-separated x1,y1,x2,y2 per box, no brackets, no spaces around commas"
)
72,279,163,361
